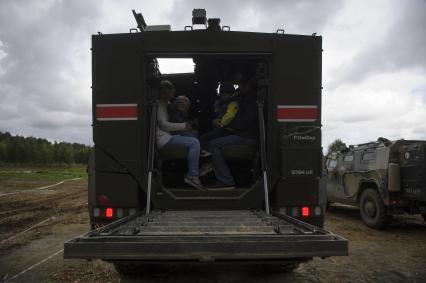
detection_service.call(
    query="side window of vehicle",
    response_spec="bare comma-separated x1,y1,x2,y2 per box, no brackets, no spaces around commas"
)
343,154,354,163
362,150,376,162
327,159,337,169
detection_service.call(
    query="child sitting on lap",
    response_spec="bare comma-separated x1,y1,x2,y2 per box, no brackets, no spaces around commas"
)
168,95,198,137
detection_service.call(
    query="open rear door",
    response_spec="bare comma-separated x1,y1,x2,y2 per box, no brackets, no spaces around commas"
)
90,33,148,212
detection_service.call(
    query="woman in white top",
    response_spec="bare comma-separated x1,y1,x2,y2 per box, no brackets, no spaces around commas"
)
156,80,204,190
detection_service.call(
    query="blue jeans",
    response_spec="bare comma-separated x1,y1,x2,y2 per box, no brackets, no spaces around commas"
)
208,135,257,185
199,128,231,150
175,130,199,138
167,135,200,176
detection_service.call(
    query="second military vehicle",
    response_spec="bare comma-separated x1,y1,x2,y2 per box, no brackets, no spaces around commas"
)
64,9,347,273
326,137,426,229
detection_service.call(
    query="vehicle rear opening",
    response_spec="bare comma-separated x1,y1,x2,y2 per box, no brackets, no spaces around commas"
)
150,56,265,194
65,210,347,261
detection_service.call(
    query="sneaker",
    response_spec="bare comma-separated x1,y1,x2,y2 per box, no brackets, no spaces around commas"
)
184,175,205,191
199,163,213,176
200,150,212,157
208,181,236,190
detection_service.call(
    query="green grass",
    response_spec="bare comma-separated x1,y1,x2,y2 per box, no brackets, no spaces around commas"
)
0,165,87,182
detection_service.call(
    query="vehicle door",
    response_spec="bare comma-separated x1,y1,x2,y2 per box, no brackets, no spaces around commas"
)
326,154,340,202
335,153,358,200
91,33,148,215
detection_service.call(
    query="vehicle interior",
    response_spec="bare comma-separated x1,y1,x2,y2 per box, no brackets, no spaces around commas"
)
145,56,269,193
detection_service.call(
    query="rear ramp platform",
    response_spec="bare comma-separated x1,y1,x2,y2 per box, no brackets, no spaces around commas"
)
64,210,347,262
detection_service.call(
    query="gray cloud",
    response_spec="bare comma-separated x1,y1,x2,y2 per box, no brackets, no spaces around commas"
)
0,0,98,144
0,0,425,148
167,0,344,34
328,0,426,87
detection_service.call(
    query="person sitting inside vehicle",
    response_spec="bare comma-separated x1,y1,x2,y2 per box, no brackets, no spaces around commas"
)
199,82,239,151
207,75,259,188
168,95,210,157
212,82,236,128
156,80,204,190
168,95,198,138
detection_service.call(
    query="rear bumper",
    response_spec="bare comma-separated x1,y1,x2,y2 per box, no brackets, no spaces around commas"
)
65,235,347,261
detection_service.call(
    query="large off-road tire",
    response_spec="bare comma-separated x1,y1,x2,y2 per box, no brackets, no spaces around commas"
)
260,262,302,273
114,263,172,278
114,262,140,277
276,263,300,273
359,188,391,229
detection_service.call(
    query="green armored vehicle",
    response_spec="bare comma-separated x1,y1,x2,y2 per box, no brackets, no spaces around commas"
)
64,9,347,272
326,138,426,229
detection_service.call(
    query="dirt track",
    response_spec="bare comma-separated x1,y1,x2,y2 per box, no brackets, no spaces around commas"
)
0,178,425,282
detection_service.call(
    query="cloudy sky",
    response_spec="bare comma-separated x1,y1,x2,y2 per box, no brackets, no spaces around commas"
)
0,0,425,147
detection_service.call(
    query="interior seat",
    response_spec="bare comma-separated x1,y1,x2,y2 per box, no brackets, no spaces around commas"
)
159,144,256,161
159,144,188,161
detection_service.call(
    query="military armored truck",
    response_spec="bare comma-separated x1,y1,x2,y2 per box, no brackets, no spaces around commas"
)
326,138,426,229
64,9,347,272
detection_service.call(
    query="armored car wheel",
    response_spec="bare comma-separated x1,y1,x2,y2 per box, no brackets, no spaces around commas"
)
260,262,301,273
114,262,173,278
359,188,391,229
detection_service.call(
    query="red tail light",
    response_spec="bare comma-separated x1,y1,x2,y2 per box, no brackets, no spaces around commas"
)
302,206,310,217
106,208,114,218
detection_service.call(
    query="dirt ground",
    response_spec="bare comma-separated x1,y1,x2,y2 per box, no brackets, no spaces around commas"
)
0,170,425,283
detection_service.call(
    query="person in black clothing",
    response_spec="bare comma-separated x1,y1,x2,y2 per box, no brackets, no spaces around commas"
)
207,77,259,188
213,82,236,123
199,82,238,151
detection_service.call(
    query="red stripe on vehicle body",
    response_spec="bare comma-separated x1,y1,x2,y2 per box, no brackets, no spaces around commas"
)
96,104,138,121
276,106,318,122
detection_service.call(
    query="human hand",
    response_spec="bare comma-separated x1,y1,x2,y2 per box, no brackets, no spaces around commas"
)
212,119,221,128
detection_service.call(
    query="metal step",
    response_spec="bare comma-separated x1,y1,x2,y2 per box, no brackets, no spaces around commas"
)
144,221,270,226
105,210,286,236
135,226,276,235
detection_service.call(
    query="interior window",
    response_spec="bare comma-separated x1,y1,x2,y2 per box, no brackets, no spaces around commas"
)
362,151,376,161
328,159,337,169
343,155,354,162
157,58,195,74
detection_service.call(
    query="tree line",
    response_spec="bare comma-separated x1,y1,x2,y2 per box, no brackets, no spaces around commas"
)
0,131,92,165
327,139,347,155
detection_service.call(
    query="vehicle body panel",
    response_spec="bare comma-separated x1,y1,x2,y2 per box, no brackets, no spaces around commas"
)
89,29,324,225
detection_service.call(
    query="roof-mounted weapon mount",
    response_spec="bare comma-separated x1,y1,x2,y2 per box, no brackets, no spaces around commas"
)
132,10,171,32
132,9,147,32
